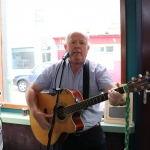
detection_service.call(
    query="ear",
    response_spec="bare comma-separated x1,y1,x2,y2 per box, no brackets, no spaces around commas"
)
64,44,67,51
87,45,90,51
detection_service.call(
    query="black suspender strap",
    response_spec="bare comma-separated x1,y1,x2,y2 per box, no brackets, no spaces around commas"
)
83,59,89,99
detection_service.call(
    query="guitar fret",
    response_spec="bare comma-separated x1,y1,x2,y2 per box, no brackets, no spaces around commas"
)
115,87,124,94
65,93,108,114
86,102,89,108
64,87,125,115
96,96,99,103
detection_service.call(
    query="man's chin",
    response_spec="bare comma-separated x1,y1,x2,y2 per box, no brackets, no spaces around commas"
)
70,58,84,64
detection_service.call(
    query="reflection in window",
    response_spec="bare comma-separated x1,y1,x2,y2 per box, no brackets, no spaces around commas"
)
1,0,121,104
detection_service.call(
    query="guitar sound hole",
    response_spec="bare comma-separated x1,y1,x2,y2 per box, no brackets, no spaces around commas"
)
57,106,65,120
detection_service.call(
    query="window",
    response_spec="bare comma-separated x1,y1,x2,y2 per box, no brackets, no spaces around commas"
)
92,46,114,53
57,45,64,50
93,47,105,53
0,0,126,108
106,46,113,52
12,47,34,69
42,52,51,62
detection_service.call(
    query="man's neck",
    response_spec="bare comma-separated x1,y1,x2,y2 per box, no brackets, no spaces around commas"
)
69,61,84,76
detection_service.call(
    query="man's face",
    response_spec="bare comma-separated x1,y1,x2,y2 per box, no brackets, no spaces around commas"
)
64,32,90,64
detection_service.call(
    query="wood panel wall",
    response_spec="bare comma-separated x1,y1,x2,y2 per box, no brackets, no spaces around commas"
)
2,123,125,150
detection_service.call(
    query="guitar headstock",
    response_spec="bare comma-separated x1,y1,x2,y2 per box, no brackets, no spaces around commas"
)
127,71,150,93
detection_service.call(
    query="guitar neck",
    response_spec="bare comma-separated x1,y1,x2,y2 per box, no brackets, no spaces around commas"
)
63,86,125,114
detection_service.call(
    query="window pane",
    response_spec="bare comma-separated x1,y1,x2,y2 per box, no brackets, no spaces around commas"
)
12,48,34,69
106,46,113,52
1,0,121,104
93,47,105,52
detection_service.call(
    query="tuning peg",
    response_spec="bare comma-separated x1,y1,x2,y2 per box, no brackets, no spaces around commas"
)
146,71,149,75
131,77,136,81
138,74,142,78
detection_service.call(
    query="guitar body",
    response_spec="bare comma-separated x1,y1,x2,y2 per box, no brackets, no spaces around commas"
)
30,89,84,145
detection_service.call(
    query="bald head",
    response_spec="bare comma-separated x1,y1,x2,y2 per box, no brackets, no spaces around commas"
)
65,31,89,45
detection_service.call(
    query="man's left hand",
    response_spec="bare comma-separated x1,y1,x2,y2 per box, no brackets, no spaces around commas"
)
108,89,126,106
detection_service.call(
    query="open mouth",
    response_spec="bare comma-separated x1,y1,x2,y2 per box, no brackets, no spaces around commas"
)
73,52,80,54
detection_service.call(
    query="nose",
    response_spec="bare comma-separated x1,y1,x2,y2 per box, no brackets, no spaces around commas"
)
74,41,80,47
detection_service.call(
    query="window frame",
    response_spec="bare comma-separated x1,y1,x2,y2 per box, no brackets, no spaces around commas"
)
0,0,126,109
120,0,126,83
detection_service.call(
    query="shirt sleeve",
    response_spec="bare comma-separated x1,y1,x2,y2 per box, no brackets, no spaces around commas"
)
34,61,60,90
95,63,114,90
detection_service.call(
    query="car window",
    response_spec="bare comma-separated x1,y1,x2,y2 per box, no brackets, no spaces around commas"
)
34,63,50,74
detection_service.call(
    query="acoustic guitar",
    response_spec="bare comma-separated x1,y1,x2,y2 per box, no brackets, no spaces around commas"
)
30,72,150,145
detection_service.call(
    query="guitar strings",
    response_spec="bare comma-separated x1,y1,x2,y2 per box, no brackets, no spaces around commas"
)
55,87,123,117
53,93,109,118
51,87,123,118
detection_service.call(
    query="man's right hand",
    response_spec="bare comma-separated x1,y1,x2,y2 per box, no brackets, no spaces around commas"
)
32,111,53,130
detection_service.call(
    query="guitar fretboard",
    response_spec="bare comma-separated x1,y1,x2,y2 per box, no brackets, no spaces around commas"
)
61,86,125,115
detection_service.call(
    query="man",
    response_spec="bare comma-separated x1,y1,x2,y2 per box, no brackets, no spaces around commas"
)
25,31,125,150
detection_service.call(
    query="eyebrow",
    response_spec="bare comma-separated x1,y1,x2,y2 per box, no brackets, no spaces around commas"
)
69,39,86,42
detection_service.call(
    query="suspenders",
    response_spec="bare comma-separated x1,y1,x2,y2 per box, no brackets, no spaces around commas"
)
83,59,89,99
